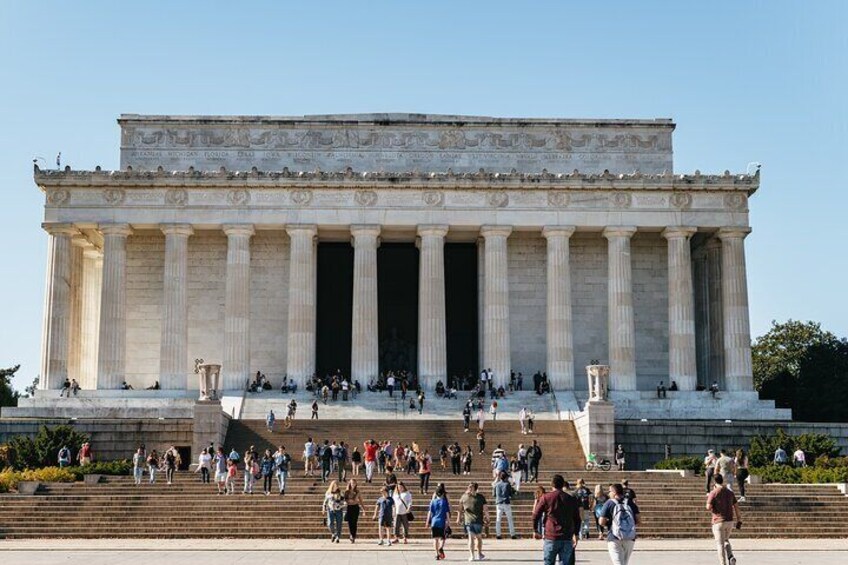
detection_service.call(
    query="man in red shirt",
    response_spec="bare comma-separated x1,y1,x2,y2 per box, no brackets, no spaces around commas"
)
531,474,581,565
363,439,379,483
706,473,742,565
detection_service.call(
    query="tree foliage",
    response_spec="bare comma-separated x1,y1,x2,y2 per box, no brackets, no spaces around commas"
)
748,428,840,467
0,365,21,407
4,425,89,470
752,320,848,422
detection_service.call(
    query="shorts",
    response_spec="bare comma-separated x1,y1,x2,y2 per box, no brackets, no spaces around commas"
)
380,515,393,527
215,472,227,483
464,523,483,535
431,526,446,539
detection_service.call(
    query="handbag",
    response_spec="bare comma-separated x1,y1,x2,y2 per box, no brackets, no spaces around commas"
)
407,511,415,522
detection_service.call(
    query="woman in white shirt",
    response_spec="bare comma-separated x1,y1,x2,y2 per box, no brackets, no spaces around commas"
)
196,448,213,484
392,481,413,544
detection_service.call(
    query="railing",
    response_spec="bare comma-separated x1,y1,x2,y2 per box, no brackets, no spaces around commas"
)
550,389,563,422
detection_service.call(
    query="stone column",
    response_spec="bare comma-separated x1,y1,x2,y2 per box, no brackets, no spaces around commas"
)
80,247,102,390
718,227,754,392
603,227,637,391
663,227,698,390
417,225,449,388
39,223,78,390
286,225,318,387
477,238,485,371
97,223,132,390
543,227,576,390
160,224,193,390
222,225,254,390
706,238,725,387
67,235,88,384
481,225,512,387
350,225,380,383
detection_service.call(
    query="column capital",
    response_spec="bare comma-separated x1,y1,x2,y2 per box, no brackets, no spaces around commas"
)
662,226,698,240
99,223,133,237
285,224,317,238
71,234,94,249
417,224,449,238
82,247,102,260
480,225,513,238
717,226,752,240
42,222,79,236
350,224,382,238
161,224,194,237
603,226,637,239
542,226,576,239
222,224,255,238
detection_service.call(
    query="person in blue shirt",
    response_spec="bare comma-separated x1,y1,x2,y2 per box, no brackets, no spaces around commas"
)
427,483,451,560
372,486,395,546
228,448,240,463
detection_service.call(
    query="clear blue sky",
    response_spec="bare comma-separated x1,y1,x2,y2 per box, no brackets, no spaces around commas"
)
1,1,846,393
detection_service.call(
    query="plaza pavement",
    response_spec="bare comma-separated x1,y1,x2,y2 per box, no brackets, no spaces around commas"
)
0,539,846,564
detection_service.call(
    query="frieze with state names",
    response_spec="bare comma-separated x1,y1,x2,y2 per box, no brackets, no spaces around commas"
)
119,114,675,174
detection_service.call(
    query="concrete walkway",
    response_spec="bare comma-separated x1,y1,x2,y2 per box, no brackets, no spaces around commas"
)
1,539,847,564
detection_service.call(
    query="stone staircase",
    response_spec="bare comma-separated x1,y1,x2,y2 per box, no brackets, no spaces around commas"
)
1,419,847,539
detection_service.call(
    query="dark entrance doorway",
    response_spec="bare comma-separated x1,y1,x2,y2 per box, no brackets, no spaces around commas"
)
378,243,418,375
445,243,478,386
316,242,353,377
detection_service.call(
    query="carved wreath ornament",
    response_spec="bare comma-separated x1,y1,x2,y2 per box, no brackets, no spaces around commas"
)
354,190,377,207
487,192,509,208
611,192,632,209
547,191,570,208
102,188,125,205
165,188,188,206
290,189,313,206
46,189,69,206
422,191,444,207
669,192,692,210
227,189,250,206
724,193,747,211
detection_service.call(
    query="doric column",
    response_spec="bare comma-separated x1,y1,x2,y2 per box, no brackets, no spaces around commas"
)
543,226,576,390
286,225,318,387
477,238,485,370
481,225,512,387
718,227,754,391
417,225,449,388
160,224,193,390
67,235,88,384
39,223,78,390
350,225,380,383
80,247,102,390
223,224,254,390
603,227,637,391
97,223,133,389
705,238,725,387
663,227,698,390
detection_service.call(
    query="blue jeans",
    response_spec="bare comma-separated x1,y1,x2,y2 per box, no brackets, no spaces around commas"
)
543,539,575,565
328,510,343,538
276,470,288,492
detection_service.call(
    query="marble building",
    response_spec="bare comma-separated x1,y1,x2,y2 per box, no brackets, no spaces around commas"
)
33,113,760,399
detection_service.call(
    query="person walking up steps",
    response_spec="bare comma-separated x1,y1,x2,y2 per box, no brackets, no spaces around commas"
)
214,448,227,494
427,482,451,560
311,399,319,419
463,402,472,432
266,409,275,432
532,474,581,565
364,439,378,483
735,449,749,502
599,483,641,565
707,473,742,565
493,470,517,539
528,440,542,483
304,437,317,477
457,482,489,562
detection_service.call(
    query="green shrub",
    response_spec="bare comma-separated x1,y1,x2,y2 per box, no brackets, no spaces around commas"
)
654,456,705,474
814,455,848,469
0,466,76,492
752,465,848,484
748,428,839,467
5,425,89,470
70,460,132,480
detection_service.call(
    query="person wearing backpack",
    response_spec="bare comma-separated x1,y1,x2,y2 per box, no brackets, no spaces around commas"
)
574,478,593,540
531,474,581,565
599,483,641,565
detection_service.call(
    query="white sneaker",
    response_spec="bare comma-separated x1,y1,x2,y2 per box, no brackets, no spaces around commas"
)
468,556,476,562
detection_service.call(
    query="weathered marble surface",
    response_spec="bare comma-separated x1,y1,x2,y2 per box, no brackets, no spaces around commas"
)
119,114,674,174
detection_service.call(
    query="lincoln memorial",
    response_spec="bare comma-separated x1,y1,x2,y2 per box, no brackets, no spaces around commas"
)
33,114,762,408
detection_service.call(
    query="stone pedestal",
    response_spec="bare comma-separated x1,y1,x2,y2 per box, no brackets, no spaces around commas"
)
481,225,512,387
223,225,254,390
97,223,132,390
192,400,228,465
603,227,637,391
351,225,380,383
663,227,698,390
574,400,616,463
543,226,576,390
417,225,448,388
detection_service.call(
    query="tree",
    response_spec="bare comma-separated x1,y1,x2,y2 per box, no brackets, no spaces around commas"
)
0,365,21,407
753,320,848,422
24,376,39,398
